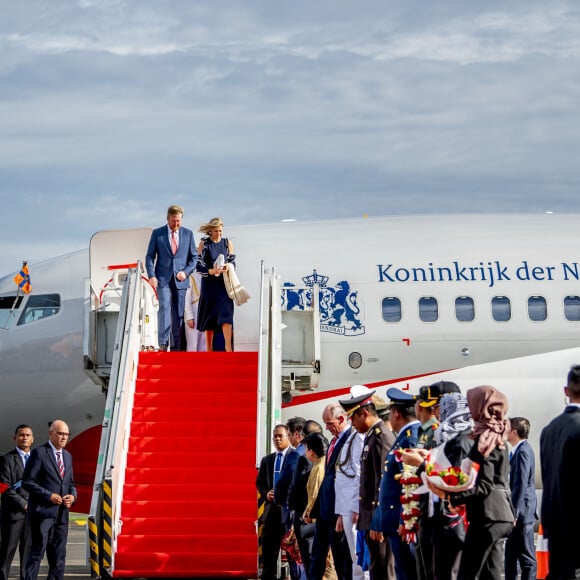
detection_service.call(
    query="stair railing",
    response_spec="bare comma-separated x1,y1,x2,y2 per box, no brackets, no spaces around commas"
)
88,263,155,578
256,264,284,463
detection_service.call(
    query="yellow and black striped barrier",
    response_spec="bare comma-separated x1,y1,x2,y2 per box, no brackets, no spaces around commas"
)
101,478,113,572
88,516,100,577
257,491,265,573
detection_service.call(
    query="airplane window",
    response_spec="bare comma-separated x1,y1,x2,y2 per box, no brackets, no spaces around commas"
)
455,296,475,322
419,296,438,322
382,297,401,323
17,294,61,326
492,296,511,322
528,296,547,322
564,295,580,321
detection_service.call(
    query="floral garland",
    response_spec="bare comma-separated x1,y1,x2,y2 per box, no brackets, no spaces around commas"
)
397,459,422,543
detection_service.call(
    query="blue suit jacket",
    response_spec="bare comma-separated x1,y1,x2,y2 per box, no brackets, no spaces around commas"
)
313,427,351,522
274,447,301,508
22,442,77,523
371,421,419,534
510,439,537,524
145,225,197,289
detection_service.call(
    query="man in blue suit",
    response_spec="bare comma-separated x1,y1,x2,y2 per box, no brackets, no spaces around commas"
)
309,403,352,580
146,204,197,351
371,389,420,580
22,420,76,580
505,416,537,580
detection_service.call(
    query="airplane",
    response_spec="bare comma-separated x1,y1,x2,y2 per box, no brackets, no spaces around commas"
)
1,213,579,512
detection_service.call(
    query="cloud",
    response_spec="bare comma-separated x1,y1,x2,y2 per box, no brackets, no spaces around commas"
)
0,1,579,276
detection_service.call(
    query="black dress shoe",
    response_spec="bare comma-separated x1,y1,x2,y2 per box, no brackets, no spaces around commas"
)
158,344,168,351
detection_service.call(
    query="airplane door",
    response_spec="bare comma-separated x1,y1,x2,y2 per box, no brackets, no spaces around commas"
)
280,283,321,398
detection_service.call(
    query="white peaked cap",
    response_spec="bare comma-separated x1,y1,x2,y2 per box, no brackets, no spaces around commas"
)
350,384,374,398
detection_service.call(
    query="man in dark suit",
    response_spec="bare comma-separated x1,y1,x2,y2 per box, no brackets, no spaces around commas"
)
146,204,197,351
505,416,537,580
275,417,306,580
256,424,292,580
22,420,77,580
541,365,580,579
0,424,34,580
309,403,352,580
340,387,396,580
371,390,420,580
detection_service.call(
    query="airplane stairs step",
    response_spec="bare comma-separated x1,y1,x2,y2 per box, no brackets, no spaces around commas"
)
113,351,259,578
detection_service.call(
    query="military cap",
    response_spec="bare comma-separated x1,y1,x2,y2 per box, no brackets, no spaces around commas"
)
339,385,376,417
385,387,415,406
375,402,391,421
416,380,461,408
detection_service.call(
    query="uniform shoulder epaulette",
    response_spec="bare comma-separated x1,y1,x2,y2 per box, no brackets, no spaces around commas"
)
432,422,439,430
373,426,382,435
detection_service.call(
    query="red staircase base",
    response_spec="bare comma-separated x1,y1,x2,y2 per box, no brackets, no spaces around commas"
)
113,351,259,578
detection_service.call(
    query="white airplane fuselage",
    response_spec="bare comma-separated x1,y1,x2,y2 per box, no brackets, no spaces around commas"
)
1,214,578,498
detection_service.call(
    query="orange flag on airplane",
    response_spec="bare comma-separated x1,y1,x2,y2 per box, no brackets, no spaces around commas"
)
13,262,32,294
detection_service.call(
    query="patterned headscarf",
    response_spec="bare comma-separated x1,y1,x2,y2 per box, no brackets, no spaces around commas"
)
434,393,474,446
467,385,510,458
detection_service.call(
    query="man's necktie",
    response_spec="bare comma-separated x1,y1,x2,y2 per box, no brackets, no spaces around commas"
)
171,230,178,254
56,451,65,478
24,453,30,466
274,452,283,487
327,437,337,465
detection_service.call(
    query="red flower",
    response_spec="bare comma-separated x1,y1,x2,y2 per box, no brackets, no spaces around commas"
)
442,474,459,486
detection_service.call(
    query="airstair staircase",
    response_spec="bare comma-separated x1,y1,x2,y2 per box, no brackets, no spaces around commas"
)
113,350,259,577
85,237,283,578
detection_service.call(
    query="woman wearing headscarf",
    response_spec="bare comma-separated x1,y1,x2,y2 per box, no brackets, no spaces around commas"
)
431,393,474,580
429,385,515,580
196,217,235,351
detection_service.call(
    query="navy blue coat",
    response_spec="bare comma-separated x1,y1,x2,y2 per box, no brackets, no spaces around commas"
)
145,225,197,289
312,427,351,522
371,421,420,534
509,439,537,524
22,442,76,523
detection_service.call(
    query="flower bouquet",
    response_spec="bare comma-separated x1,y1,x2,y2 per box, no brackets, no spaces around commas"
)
418,445,478,494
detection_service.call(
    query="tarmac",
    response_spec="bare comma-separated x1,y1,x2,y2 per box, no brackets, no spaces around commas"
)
9,518,90,580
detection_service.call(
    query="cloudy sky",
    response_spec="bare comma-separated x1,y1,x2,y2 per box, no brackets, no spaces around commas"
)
1,0,579,275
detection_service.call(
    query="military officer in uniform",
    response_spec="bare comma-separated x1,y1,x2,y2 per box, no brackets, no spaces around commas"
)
390,381,461,580
339,386,396,580
370,388,420,580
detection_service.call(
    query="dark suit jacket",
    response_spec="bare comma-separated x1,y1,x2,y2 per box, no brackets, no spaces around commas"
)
451,441,514,524
288,454,312,515
145,225,197,289
371,421,419,534
540,405,580,545
0,449,28,521
22,442,77,523
358,420,395,530
258,449,294,536
312,427,351,522
509,439,537,524
256,452,276,502
274,447,301,508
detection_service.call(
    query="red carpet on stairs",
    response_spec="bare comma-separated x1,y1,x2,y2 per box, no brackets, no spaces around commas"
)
114,351,259,578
